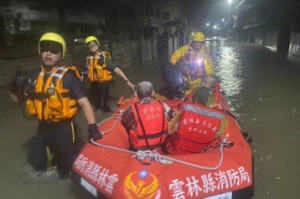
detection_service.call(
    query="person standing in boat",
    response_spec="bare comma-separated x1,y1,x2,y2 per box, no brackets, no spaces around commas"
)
84,36,135,112
166,87,228,154
170,32,214,95
121,81,173,151
9,33,103,178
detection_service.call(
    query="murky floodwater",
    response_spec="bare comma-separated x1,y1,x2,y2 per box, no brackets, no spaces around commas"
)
0,41,299,199
208,40,300,199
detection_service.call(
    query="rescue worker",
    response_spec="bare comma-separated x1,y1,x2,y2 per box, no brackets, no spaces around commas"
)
10,33,103,178
170,32,214,94
166,87,228,154
121,81,173,151
85,36,135,112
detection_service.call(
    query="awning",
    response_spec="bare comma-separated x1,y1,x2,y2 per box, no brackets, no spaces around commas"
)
242,18,270,30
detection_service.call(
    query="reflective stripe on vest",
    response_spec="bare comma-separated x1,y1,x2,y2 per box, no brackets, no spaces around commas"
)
51,73,63,79
183,104,223,119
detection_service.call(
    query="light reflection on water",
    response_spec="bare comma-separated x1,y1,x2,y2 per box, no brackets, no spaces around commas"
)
217,46,243,96
208,41,243,97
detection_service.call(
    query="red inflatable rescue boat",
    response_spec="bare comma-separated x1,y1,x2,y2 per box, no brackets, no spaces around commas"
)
71,94,254,199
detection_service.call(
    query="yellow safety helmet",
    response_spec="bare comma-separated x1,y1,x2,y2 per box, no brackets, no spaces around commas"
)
85,36,100,46
193,32,205,42
38,32,66,58
38,32,67,58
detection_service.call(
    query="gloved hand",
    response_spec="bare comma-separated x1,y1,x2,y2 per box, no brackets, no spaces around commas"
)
88,123,103,142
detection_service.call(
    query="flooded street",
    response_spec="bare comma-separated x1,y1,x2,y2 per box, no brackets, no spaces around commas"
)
0,41,299,199
210,41,300,199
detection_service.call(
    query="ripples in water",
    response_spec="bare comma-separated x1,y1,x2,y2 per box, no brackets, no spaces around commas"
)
213,44,243,97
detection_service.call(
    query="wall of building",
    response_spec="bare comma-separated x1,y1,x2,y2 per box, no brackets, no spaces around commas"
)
0,37,159,87
253,29,300,57
290,32,300,57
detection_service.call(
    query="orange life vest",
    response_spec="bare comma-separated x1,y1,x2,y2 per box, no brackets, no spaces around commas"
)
130,100,168,150
87,51,114,82
26,66,80,122
168,103,224,154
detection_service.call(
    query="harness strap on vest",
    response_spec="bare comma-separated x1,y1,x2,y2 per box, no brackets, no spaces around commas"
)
50,67,66,87
137,131,168,139
135,143,164,151
29,92,47,100
158,100,166,144
134,104,150,149
93,57,98,78
31,91,73,100
40,69,47,121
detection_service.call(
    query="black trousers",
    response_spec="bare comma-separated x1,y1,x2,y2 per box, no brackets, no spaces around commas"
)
28,120,83,178
90,81,110,110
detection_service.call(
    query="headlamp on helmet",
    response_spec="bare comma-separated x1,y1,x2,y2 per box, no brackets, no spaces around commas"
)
196,59,203,66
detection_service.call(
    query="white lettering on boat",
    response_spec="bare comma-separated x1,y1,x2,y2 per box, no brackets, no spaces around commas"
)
74,154,119,195
168,167,250,198
169,179,185,199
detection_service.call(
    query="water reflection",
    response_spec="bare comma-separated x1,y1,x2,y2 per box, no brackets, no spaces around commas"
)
208,41,243,97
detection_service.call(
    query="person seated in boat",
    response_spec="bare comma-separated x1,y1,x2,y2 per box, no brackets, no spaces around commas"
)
121,81,173,151
202,74,221,100
185,74,221,107
201,74,220,89
166,87,228,154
